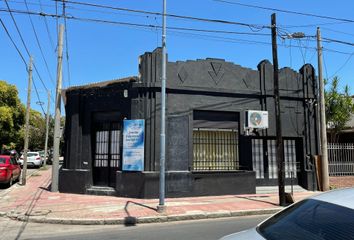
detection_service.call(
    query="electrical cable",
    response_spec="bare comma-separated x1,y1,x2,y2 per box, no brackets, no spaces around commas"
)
23,0,55,86
1,18,45,114
1,8,352,56
0,17,27,66
322,50,329,81
52,0,270,29
32,80,46,114
329,52,354,79
213,0,354,23
62,0,72,87
38,0,56,50
1,7,271,36
322,37,354,47
322,27,354,37
3,0,52,106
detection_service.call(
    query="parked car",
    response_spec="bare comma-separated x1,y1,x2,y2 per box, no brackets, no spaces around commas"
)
220,188,354,240
0,155,21,187
19,152,43,168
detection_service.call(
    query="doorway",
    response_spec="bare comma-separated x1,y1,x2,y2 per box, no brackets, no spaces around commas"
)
92,122,121,187
252,138,299,185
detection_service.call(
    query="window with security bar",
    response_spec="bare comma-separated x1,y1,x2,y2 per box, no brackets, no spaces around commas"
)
193,128,239,171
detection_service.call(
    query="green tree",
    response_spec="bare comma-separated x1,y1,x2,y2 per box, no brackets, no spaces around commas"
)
325,76,354,142
0,80,25,151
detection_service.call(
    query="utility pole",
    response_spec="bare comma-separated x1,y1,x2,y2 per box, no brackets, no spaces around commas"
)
51,24,64,192
43,91,51,167
317,27,329,191
157,0,167,213
271,13,286,206
21,56,33,186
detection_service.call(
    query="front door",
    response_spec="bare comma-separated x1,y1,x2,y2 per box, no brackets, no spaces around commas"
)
252,138,299,185
93,122,121,187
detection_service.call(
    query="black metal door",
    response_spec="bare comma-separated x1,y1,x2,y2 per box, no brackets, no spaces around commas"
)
93,122,121,187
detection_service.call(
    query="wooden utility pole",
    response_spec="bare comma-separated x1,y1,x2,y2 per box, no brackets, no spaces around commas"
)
51,24,64,192
43,91,50,167
271,13,286,206
21,56,33,186
317,27,329,191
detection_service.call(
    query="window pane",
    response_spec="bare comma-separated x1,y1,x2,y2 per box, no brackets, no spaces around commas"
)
193,129,239,171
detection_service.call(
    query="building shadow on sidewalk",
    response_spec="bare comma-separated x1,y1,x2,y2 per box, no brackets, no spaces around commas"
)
234,196,281,207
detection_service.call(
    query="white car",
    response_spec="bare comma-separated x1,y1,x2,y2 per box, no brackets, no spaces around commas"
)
220,188,354,240
19,152,43,167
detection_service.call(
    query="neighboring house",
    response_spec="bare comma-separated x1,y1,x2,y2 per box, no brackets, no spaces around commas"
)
59,48,320,198
338,111,354,142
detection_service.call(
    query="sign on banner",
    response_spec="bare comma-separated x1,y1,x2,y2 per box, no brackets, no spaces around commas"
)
122,119,145,171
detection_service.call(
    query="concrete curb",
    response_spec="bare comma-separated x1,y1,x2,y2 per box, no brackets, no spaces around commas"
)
1,208,282,225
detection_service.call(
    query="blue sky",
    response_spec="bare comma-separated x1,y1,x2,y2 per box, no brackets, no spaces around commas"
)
0,0,353,115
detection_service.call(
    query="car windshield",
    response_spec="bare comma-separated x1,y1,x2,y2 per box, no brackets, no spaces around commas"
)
258,199,354,240
0,158,6,164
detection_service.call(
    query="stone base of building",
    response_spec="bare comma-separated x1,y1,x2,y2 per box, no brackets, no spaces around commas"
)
59,169,256,198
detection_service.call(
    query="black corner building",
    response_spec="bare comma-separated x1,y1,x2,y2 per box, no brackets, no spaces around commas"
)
59,48,319,198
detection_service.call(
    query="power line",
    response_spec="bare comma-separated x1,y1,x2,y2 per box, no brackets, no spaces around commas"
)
0,7,271,36
0,17,27,66
53,0,270,29
2,7,353,57
32,79,46,114
3,0,51,103
23,0,55,86
322,37,354,47
38,0,56,50
62,0,72,87
329,52,354,79
213,0,354,23
0,18,46,114
3,0,31,58
323,47,354,56
322,27,354,37
281,21,353,29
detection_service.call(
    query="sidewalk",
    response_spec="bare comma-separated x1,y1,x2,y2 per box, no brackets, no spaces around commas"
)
0,167,317,225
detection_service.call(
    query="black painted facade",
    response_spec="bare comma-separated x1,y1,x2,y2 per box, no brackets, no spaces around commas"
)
59,48,319,197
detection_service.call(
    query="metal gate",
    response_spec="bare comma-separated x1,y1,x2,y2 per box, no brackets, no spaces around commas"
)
93,122,121,187
252,138,298,185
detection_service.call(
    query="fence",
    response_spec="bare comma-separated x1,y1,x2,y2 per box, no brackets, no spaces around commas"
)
328,143,354,176
328,143,354,189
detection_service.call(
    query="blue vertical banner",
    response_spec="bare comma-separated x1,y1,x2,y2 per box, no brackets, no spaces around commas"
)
122,119,145,171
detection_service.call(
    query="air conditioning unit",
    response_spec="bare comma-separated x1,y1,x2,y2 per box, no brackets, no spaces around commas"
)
246,110,269,129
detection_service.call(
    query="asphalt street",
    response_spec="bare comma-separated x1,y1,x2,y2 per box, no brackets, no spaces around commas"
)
0,215,269,240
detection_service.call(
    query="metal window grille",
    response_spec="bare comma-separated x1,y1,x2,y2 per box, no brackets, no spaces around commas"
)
252,139,264,179
284,140,297,178
252,139,298,179
193,128,239,171
267,140,277,179
95,127,109,167
267,139,297,179
94,122,121,168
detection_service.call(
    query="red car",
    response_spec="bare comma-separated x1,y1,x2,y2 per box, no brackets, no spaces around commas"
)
0,155,21,187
